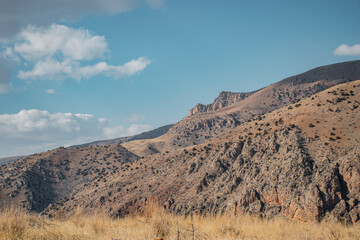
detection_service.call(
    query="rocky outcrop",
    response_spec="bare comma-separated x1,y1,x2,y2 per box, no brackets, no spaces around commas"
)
189,91,254,116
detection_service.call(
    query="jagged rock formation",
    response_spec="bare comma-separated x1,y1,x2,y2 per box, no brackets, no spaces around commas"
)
189,91,255,116
44,81,360,223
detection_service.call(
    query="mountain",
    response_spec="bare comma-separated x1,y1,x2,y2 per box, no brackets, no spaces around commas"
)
44,80,360,223
71,124,173,148
1,61,360,223
122,60,360,156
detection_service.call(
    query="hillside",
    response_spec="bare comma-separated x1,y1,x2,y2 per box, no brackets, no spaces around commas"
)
122,60,360,156
0,144,138,212
44,80,360,223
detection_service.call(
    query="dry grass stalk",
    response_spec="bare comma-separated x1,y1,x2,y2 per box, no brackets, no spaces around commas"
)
0,205,359,240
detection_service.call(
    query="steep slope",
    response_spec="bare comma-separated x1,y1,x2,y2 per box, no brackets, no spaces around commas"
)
45,80,360,223
123,60,360,156
0,144,138,212
71,124,173,148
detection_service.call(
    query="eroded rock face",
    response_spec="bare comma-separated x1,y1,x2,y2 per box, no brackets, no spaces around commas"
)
170,126,359,222
189,91,254,116
44,125,359,223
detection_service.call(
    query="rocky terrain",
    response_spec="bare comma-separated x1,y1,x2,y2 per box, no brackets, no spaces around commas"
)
122,60,360,156
0,61,359,223
44,80,360,223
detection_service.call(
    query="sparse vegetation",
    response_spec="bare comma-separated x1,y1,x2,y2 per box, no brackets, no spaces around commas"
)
1,205,359,240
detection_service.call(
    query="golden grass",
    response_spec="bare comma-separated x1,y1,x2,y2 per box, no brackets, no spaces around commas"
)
1,204,359,240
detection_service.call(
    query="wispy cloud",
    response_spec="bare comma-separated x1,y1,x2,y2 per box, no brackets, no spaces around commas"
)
104,124,152,139
333,43,360,56
45,88,56,94
0,109,152,157
0,0,167,41
5,24,151,82
124,113,146,123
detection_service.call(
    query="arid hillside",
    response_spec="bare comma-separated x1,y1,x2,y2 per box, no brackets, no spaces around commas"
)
0,144,138,212
44,80,360,223
123,60,360,156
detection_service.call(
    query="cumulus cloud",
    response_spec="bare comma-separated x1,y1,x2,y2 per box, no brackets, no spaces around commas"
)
0,0,167,41
334,43,360,56
0,109,152,157
14,24,108,61
6,24,151,81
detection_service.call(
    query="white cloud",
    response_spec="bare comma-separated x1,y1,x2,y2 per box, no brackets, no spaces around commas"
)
334,43,360,56
6,24,151,82
0,0,167,41
17,57,151,81
104,123,152,139
0,109,152,157
45,88,56,94
14,24,108,61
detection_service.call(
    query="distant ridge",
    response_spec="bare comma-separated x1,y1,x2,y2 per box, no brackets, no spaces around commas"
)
70,124,174,148
0,155,24,166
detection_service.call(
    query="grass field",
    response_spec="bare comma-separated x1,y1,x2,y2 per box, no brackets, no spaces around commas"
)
1,204,359,240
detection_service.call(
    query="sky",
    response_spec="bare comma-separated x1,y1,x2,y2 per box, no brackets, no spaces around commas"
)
0,0,359,157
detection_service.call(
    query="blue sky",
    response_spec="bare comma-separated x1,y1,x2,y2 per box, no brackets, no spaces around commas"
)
0,0,359,157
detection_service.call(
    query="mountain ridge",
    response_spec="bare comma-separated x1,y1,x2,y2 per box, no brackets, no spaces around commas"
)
122,60,360,157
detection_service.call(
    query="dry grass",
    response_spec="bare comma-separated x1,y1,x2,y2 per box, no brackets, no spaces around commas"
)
1,203,359,240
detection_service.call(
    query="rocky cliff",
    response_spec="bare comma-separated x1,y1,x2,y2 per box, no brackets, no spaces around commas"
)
189,91,254,116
